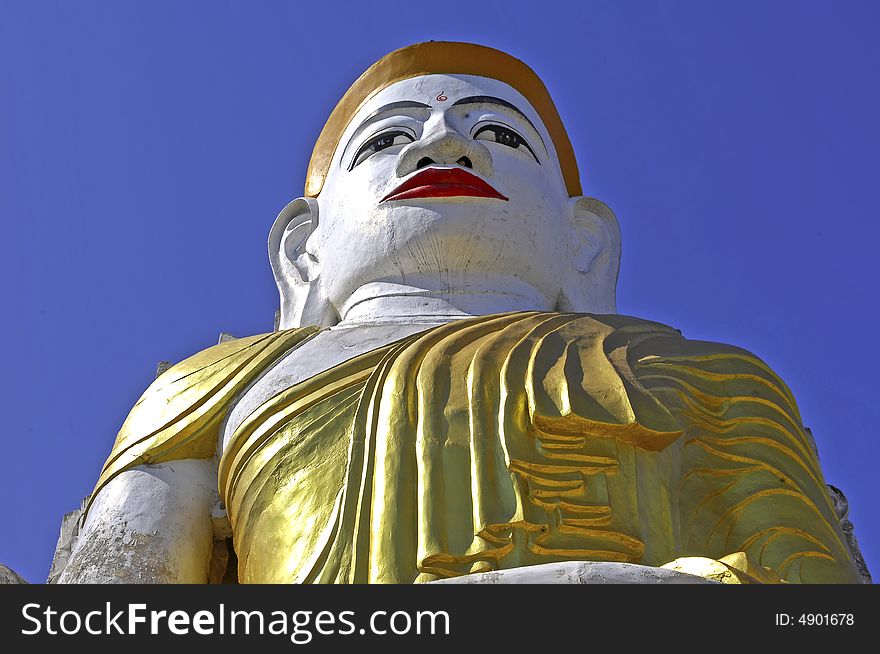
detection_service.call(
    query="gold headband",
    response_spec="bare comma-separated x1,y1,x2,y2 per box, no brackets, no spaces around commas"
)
304,41,582,198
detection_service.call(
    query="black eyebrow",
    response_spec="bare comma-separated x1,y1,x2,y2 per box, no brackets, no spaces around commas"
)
451,95,541,138
361,100,432,123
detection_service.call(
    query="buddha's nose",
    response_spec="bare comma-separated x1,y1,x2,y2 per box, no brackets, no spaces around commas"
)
395,120,492,179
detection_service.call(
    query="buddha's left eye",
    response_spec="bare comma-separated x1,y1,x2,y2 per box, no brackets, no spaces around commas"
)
473,125,538,162
351,130,414,168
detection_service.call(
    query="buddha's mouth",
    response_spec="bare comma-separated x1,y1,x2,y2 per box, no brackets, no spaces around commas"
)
381,167,508,202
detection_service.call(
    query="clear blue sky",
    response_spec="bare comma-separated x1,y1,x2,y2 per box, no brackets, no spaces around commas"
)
2,1,877,583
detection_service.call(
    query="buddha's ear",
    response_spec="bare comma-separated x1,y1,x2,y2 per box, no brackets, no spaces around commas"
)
557,196,621,314
268,198,337,328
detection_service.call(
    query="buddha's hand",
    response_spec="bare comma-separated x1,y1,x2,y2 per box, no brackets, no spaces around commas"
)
660,552,785,584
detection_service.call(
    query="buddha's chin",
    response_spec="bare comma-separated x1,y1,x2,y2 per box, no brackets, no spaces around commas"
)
406,208,554,254
318,203,565,308
368,199,548,236
325,260,562,318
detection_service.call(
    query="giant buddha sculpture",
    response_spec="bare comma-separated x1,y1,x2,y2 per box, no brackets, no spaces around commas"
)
59,42,865,584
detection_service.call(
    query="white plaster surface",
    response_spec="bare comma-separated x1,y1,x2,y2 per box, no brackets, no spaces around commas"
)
430,561,719,584
0,563,27,584
46,497,87,583
59,460,217,583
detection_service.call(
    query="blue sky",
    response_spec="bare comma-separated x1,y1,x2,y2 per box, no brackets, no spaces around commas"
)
1,1,877,583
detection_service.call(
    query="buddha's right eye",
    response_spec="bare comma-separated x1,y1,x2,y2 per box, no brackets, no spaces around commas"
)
351,130,414,169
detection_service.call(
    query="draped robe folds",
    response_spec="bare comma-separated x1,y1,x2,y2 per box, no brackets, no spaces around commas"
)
88,312,861,584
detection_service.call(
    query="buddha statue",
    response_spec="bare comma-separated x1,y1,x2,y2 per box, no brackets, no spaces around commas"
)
59,42,863,584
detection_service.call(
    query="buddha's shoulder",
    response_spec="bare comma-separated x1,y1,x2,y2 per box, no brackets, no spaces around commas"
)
563,311,741,353
564,312,790,384
102,329,318,469
571,313,757,358
158,329,318,378
130,328,319,414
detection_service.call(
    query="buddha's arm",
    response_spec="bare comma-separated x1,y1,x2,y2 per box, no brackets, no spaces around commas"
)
58,329,316,584
632,334,861,583
59,460,217,583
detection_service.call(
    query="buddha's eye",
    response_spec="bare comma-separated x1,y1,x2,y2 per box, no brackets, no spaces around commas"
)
351,130,414,169
473,124,539,162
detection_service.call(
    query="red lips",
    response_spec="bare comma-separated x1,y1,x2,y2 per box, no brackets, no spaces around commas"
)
381,167,508,202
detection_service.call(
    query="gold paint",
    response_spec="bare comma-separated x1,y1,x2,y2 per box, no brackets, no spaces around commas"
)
86,328,318,518
304,42,582,198
96,312,861,583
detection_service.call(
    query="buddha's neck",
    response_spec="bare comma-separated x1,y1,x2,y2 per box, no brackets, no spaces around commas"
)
336,280,554,326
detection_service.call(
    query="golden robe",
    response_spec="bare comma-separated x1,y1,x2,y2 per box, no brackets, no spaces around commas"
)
89,312,861,583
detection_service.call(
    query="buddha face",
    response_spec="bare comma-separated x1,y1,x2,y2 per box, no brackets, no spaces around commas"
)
271,73,620,326
322,74,572,307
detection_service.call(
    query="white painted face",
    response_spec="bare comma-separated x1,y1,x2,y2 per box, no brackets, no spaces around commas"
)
312,74,572,315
